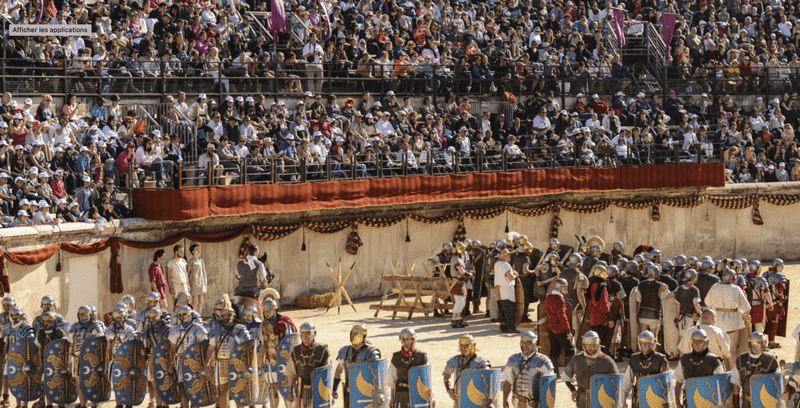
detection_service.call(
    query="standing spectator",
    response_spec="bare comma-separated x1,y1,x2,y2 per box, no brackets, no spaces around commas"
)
187,244,208,314
303,33,325,94
149,249,168,309
165,244,189,306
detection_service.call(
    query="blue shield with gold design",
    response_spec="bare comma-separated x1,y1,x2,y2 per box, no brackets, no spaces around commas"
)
540,375,556,408
349,359,389,408
8,337,43,402
110,340,148,406
229,339,259,406
312,364,333,408
254,365,271,405
750,373,783,408
78,336,111,403
180,340,218,407
409,365,433,408
43,338,77,405
685,373,732,408
277,332,301,400
152,339,180,405
459,368,501,408
637,371,674,408
590,374,623,408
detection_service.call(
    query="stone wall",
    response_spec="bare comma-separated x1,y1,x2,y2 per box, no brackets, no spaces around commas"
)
2,182,799,318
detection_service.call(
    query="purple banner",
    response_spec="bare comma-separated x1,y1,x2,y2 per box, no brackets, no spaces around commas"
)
613,8,626,45
662,13,677,55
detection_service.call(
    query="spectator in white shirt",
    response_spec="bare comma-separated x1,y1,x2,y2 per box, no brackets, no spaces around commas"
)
532,109,551,135
375,112,395,135
396,143,420,174
303,33,324,93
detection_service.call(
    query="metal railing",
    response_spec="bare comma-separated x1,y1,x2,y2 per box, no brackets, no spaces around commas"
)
136,103,199,161
140,141,726,190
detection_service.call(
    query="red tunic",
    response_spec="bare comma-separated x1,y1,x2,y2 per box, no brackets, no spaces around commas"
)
588,282,611,326
545,293,571,334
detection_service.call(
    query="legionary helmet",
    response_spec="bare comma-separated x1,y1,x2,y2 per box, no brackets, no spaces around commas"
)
496,239,507,250
633,254,646,265
2,297,15,312
616,257,629,270
590,265,608,280
121,295,135,312
682,269,698,283
399,328,416,349
553,278,568,292
10,307,22,324
661,260,674,273
41,295,56,312
673,255,687,266
773,259,784,272
650,249,662,263
300,322,316,344
687,256,698,269
178,306,194,324
637,330,657,353
78,305,91,323
146,292,160,308
582,331,601,357
262,299,278,320
443,242,454,253
750,260,762,274
520,331,537,354
721,268,737,284
549,238,560,251
147,308,162,325
691,329,709,352
612,241,624,252
41,311,56,329
351,323,368,347
244,306,259,323
749,332,767,355
606,265,619,278
459,334,477,356
568,253,583,267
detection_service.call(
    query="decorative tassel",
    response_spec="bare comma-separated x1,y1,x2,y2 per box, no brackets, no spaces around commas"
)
405,219,411,243
0,255,9,295
345,224,362,255
548,209,562,239
109,238,123,294
301,226,307,251
504,210,510,233
609,207,614,224
651,203,661,221
239,236,251,259
752,196,764,225
55,245,62,272
453,216,467,243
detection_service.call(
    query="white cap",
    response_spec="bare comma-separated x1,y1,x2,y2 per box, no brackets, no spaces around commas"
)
13,113,23,120
54,147,63,153
701,93,708,97
97,141,106,148
576,93,583,97
82,176,92,182
756,163,763,168
38,171,49,178
313,131,322,137
0,173,8,179
637,92,645,98
19,198,28,205
278,101,285,105
245,96,254,102
199,93,207,99
285,134,295,140
89,125,98,131
616,91,625,96
374,101,382,106
109,33,117,40
69,202,79,208
13,145,23,150
8,101,17,107
780,162,786,166
0,122,7,128
365,113,373,118
774,98,780,103
54,169,63,175
38,200,49,208
56,198,67,205
152,130,161,138
225,96,234,102
387,90,395,95
79,146,89,152
768,164,775,170
236,96,244,102
17,210,28,217
592,94,599,98
93,55,103,61
304,91,313,97
29,167,38,174
582,127,590,132
23,98,32,105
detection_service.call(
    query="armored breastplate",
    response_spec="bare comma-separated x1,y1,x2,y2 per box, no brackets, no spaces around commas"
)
263,322,280,364
390,350,427,388
292,343,329,382
675,286,699,315
638,280,663,319
680,352,721,379
629,352,667,380
214,325,243,360
176,325,202,355
511,353,550,400
736,353,779,396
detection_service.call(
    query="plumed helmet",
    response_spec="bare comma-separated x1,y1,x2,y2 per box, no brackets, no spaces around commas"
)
721,268,737,284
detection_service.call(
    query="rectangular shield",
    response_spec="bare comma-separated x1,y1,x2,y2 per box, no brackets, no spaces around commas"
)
409,365,433,408
459,368,501,408
750,373,783,408
312,364,333,408
8,337,43,402
277,332,301,399
777,280,789,338
42,338,77,405
590,374,623,408
110,339,148,407
228,339,259,407
540,375,556,408
685,373,732,408
637,371,675,408
349,359,388,408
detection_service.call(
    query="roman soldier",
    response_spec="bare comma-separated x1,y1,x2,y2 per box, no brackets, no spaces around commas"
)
546,279,574,375
634,264,669,339
672,255,688,281
142,308,172,408
285,323,330,408
695,260,720,307
616,260,639,357
534,252,561,304
204,295,251,408
333,324,381,408
585,265,613,351
514,242,536,323
706,268,751,364
764,259,787,349
69,305,104,408
675,269,702,344
388,329,428,408
168,306,209,408
649,249,662,264
562,331,618,408
443,335,491,408
677,310,732,370
0,297,14,408
33,312,68,408
545,238,560,259
580,237,605,275
610,242,629,265
621,331,669,408
560,253,589,334
4,307,34,408
745,261,773,333
31,296,68,336
450,242,473,328
429,242,454,317
732,332,780,408
259,296,296,408
106,307,137,408
204,299,225,334
243,307,260,340
137,292,171,331
501,332,554,408
674,330,725,408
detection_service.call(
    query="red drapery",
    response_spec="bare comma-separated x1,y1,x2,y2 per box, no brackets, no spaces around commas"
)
132,164,725,221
